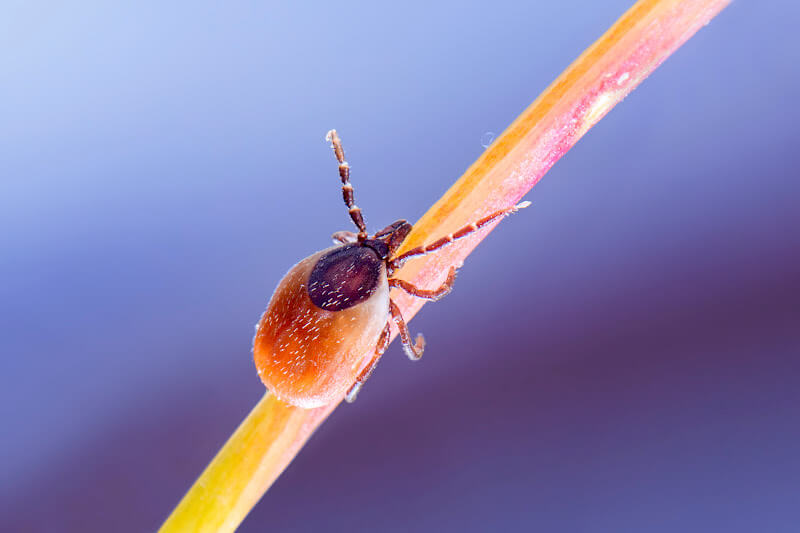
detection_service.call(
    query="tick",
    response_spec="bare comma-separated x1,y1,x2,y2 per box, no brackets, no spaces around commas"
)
253,130,528,408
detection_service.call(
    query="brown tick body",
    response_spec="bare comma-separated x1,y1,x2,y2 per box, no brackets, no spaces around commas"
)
253,130,528,408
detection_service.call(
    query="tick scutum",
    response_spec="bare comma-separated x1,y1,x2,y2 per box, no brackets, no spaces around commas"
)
308,244,383,311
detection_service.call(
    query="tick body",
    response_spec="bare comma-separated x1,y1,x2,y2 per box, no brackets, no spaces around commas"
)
254,130,528,408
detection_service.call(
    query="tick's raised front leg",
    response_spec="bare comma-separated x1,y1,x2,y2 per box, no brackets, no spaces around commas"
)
326,129,368,241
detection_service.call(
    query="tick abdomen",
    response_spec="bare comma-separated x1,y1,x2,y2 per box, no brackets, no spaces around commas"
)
254,246,389,408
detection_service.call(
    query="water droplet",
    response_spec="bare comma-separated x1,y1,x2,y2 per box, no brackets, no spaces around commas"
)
480,131,496,148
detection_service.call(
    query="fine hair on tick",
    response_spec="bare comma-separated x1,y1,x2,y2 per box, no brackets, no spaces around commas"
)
252,130,530,407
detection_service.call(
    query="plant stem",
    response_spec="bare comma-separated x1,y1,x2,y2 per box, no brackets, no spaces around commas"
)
159,394,335,532
159,1,730,531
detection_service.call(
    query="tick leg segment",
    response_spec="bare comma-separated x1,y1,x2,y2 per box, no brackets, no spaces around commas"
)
326,129,368,241
389,266,457,301
390,299,425,361
345,320,391,403
389,202,530,269
331,230,358,244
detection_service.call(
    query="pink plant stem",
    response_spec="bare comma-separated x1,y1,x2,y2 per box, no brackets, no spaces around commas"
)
392,0,731,323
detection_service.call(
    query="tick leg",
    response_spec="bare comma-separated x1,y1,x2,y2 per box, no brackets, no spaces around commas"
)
326,130,368,241
390,299,425,361
331,230,357,244
389,266,457,301
345,320,391,403
389,201,531,270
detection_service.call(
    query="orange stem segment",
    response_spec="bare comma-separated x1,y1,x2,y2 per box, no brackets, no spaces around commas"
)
159,394,336,532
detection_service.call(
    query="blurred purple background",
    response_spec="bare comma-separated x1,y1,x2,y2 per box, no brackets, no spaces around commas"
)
2,1,799,532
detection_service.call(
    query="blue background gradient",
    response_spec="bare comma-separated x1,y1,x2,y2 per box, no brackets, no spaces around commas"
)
2,1,798,531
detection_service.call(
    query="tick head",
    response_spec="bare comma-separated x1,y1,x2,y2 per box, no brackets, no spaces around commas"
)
371,219,413,258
